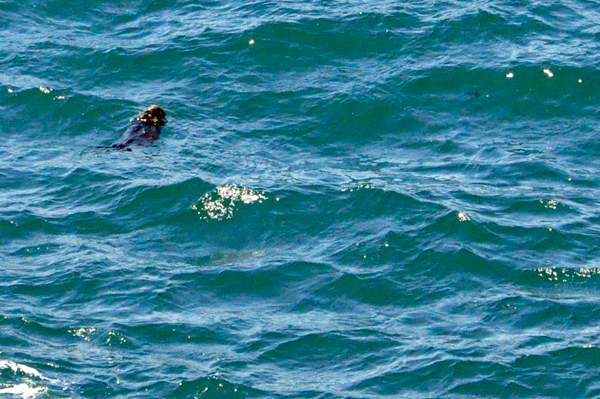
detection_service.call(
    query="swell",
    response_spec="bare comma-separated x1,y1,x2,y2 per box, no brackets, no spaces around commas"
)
4,1,600,106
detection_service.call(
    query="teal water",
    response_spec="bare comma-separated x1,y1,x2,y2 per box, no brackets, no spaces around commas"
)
2,1,600,398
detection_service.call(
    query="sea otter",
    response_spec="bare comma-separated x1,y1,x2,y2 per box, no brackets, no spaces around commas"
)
109,105,166,150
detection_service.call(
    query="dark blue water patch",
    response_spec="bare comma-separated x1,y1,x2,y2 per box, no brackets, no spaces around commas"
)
405,66,600,120
0,87,64,135
115,323,226,348
247,15,414,64
7,270,101,311
0,0,19,13
506,346,600,398
165,261,335,311
518,298,600,331
258,330,396,368
328,230,419,272
351,357,511,397
408,245,512,281
79,380,120,398
210,269,284,298
445,369,536,398
313,273,416,308
305,95,421,144
422,10,515,44
171,375,267,399
52,96,135,138
419,210,505,246
113,178,213,225
0,213,62,238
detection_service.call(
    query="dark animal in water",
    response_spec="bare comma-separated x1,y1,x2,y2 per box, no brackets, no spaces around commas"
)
103,105,167,151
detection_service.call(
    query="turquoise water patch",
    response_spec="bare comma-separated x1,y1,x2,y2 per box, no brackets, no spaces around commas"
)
3,0,600,397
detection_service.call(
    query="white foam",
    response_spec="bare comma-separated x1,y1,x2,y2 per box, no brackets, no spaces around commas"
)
0,361,43,379
0,383,46,398
0,359,67,397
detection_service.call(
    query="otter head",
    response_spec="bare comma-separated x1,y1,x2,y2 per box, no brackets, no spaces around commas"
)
136,104,166,127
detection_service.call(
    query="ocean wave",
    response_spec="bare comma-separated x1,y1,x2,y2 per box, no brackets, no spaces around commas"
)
0,360,66,399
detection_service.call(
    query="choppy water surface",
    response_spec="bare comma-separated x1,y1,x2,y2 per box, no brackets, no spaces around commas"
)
3,0,600,397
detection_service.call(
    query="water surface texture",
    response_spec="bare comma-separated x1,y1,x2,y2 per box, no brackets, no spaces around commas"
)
2,0,600,398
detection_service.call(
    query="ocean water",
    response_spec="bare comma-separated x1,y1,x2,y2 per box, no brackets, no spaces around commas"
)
2,0,600,397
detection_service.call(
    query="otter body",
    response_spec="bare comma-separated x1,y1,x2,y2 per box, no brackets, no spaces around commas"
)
110,105,166,150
